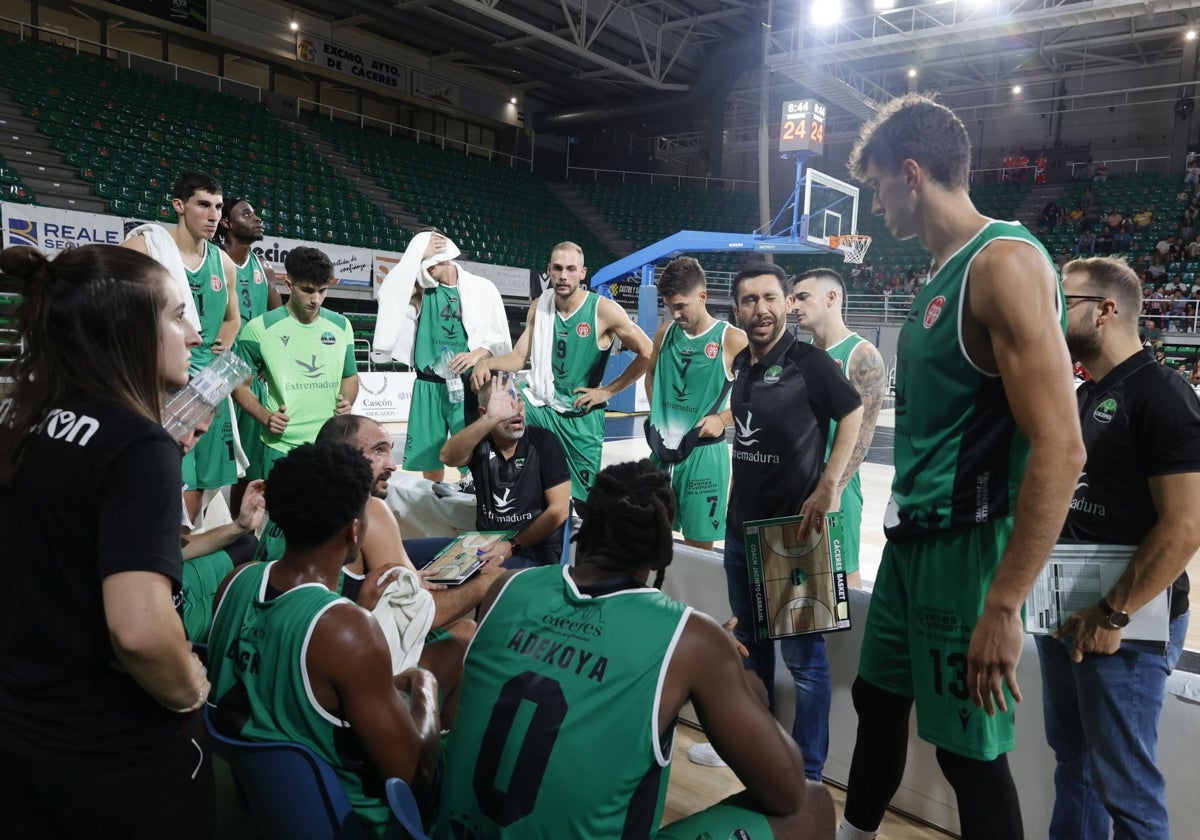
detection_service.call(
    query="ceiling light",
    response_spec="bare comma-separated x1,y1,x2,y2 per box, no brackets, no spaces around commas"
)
510,96,518,104
873,0,896,9
1187,29,1197,41
289,20,299,31
810,0,842,27
1012,85,1022,94
907,68,918,78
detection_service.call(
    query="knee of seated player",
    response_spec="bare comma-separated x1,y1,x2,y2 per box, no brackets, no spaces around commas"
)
766,780,835,840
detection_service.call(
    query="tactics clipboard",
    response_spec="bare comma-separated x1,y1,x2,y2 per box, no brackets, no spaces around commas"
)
743,513,850,641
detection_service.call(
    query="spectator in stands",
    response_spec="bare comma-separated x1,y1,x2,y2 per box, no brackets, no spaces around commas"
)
1093,161,1109,183
1038,201,1060,232
1185,156,1200,188
1133,207,1155,230
0,244,213,837
1154,348,1168,366
1154,236,1171,257
208,443,441,837
1112,226,1132,254
1147,257,1167,283
1095,227,1113,256
1188,234,1200,261
1076,229,1097,256
440,374,571,566
124,171,242,526
1166,292,1188,331
1140,318,1164,345
232,246,358,480
1190,359,1200,388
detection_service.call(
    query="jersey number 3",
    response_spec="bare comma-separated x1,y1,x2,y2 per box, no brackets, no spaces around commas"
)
472,671,568,826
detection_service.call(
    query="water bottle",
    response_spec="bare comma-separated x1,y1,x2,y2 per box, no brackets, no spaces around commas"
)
439,345,465,404
162,353,253,442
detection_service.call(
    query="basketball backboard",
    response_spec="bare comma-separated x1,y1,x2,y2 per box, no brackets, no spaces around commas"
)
804,168,861,250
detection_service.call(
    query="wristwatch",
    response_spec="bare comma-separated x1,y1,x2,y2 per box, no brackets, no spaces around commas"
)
508,540,523,557
1097,597,1130,630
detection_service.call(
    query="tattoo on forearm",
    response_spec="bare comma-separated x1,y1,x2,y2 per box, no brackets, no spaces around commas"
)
841,348,887,486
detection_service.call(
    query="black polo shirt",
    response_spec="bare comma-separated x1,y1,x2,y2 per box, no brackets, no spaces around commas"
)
470,426,571,564
728,332,862,534
1069,349,1200,618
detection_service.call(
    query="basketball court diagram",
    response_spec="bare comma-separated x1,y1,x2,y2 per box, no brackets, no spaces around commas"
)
744,514,851,641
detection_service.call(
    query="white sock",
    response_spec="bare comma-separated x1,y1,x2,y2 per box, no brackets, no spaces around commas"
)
836,818,878,840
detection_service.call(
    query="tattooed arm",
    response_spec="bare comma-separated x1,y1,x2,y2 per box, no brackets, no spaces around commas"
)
838,340,886,492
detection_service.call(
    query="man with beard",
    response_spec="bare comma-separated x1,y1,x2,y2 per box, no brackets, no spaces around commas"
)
471,241,653,503
1035,257,1200,840
218,196,282,515
441,374,571,568
720,261,863,783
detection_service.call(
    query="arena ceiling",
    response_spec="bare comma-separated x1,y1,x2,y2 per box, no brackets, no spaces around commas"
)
284,0,1198,139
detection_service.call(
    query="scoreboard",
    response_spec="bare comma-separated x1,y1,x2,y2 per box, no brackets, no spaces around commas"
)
779,99,826,155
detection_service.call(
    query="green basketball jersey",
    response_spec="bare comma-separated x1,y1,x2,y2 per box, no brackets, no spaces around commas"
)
647,321,732,460
185,240,229,373
888,220,1062,540
234,250,270,327
234,307,356,453
822,332,867,489
414,284,469,376
435,565,692,840
546,293,607,415
208,562,396,838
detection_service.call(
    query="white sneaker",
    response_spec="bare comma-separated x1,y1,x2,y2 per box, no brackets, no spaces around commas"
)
686,742,727,767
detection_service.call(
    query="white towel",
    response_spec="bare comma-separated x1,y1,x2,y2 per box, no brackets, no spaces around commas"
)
373,232,511,365
124,223,201,332
373,232,459,362
371,566,436,674
524,289,569,411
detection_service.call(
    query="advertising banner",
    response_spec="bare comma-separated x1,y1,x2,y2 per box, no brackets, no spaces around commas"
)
252,234,373,286
296,32,406,94
353,371,416,422
3,202,124,254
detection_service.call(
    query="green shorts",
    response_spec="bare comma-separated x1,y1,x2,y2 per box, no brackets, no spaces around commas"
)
402,379,467,473
657,791,774,839
858,518,1018,761
181,550,234,642
839,474,863,575
651,441,729,542
259,443,289,482
182,396,239,491
522,397,604,502
237,375,269,482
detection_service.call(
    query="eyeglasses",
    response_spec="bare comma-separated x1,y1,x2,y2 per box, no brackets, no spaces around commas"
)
1064,295,1107,306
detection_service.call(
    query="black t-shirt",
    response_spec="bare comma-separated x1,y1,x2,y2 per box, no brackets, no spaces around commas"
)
728,333,863,534
1068,350,1200,618
469,426,570,564
0,396,185,758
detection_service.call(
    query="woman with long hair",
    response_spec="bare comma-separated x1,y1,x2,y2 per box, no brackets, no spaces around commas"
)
0,244,214,836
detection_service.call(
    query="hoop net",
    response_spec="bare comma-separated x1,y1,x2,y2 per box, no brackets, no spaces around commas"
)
829,234,872,264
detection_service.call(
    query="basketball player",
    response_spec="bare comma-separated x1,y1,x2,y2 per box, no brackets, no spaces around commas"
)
789,268,886,588
433,461,834,839
645,256,747,551
208,443,441,837
218,196,282,516
124,171,241,524
232,246,358,479
471,241,653,502
836,94,1085,840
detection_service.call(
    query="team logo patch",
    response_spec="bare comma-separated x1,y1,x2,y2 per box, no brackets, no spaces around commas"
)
576,323,591,338
924,295,946,328
210,274,223,292
320,331,336,346
763,365,782,384
6,218,36,247
252,269,264,285
704,341,720,359
1093,398,1117,424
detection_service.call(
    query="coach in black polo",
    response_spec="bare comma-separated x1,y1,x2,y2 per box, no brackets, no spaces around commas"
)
1035,256,1200,840
441,374,572,568
723,261,863,782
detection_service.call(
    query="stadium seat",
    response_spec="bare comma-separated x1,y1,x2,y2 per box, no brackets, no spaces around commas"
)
204,706,429,839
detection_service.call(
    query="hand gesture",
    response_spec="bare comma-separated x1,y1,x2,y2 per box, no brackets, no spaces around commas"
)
470,359,493,392
484,374,521,422
335,394,353,415
966,604,1024,715
572,385,611,411
236,479,267,532
422,233,448,261
267,405,289,434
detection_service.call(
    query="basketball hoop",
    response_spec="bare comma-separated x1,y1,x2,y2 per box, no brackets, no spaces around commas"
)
829,234,872,264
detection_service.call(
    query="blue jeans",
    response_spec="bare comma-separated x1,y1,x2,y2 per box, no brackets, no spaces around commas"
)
723,533,830,781
1035,612,1188,840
